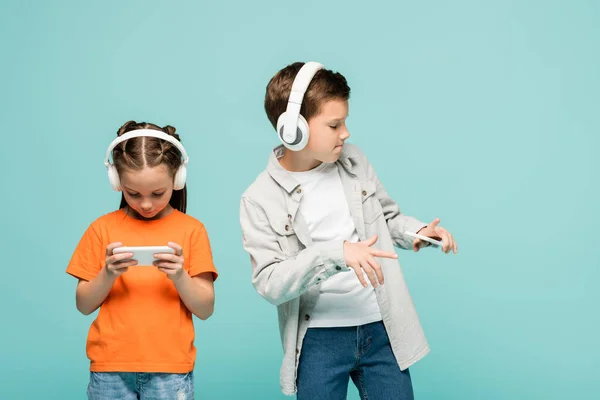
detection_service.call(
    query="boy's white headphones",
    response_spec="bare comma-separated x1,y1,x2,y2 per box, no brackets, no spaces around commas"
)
276,61,325,151
104,129,189,192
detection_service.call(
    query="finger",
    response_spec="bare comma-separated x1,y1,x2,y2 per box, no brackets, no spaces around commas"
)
157,267,174,275
350,265,368,288
154,253,184,263
363,235,378,247
154,261,177,269
106,242,123,256
111,267,129,275
438,227,457,254
168,242,183,256
443,232,453,253
445,232,455,254
360,261,379,287
114,260,137,269
367,256,384,285
413,239,421,252
429,218,441,231
114,258,138,267
107,252,134,264
370,249,398,259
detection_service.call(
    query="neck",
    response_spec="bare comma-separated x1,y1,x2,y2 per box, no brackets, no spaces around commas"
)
124,205,174,221
279,149,322,172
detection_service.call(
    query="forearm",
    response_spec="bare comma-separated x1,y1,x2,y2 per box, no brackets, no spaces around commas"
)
251,240,347,306
172,273,215,320
75,266,117,315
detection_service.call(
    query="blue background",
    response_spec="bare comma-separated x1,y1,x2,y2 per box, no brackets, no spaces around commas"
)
1,1,598,398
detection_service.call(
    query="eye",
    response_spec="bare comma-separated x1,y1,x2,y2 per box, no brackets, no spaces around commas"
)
127,192,140,198
152,192,165,197
329,125,338,129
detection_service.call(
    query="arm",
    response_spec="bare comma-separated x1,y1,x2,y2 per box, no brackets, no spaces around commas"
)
75,268,116,315
172,272,215,320
154,239,217,320
240,196,347,306
74,242,136,315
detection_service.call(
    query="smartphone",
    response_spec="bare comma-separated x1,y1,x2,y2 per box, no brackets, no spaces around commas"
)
113,246,174,266
404,232,443,249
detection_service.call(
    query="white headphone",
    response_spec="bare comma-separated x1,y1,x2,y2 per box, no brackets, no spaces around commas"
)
104,128,189,192
276,61,325,151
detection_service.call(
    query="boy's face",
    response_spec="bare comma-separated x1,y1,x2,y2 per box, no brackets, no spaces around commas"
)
305,99,350,163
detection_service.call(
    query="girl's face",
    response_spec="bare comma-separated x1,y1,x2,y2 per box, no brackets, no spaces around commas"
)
120,164,174,220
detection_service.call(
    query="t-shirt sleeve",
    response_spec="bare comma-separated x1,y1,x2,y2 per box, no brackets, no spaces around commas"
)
66,223,105,281
188,224,218,281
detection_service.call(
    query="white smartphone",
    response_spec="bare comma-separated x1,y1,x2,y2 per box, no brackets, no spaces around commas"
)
404,232,443,249
113,246,174,266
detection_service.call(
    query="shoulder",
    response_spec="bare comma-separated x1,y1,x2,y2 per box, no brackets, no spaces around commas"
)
87,209,124,232
171,210,207,232
241,170,281,210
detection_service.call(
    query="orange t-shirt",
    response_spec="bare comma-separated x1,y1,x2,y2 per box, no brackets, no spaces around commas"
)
66,208,218,373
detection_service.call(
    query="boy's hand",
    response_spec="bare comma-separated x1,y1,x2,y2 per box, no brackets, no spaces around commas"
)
413,218,458,254
344,235,398,288
104,242,137,278
153,242,186,281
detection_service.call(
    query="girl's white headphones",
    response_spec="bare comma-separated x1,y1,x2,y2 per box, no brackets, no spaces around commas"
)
276,61,325,151
104,129,189,192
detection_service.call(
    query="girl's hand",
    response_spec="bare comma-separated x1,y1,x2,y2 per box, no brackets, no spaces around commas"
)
154,242,186,281
105,242,137,278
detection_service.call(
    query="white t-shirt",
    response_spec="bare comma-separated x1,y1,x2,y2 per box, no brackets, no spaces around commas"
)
289,162,382,328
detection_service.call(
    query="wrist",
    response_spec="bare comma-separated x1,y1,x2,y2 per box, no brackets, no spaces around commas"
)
102,264,118,281
170,269,189,286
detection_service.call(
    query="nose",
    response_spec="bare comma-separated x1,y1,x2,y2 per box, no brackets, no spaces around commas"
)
141,200,152,211
340,127,350,141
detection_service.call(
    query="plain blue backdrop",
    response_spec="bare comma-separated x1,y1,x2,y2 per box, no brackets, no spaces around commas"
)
0,1,598,399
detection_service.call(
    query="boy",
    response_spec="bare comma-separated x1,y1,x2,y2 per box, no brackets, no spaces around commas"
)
240,61,457,399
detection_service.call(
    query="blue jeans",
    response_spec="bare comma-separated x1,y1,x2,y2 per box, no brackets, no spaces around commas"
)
87,371,194,400
297,321,414,400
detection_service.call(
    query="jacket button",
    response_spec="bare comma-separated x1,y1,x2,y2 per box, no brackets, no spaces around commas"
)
285,225,291,231
287,214,292,219
296,187,302,194
335,266,342,271
362,190,367,196
305,315,310,321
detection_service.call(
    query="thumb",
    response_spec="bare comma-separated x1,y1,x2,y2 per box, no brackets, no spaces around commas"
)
429,218,441,230
413,241,420,252
364,235,378,247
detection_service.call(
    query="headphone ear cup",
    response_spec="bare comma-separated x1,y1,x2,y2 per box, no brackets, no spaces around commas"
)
173,165,187,190
276,112,290,145
107,165,122,191
276,112,309,151
295,115,309,150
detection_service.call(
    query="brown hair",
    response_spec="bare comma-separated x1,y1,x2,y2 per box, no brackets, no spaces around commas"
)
264,62,351,130
113,120,187,213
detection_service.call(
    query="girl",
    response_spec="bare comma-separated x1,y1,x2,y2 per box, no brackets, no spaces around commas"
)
66,121,218,400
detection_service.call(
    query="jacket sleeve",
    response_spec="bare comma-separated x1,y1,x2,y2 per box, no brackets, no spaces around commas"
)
240,196,349,306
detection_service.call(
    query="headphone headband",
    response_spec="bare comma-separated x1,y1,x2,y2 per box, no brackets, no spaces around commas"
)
282,62,325,142
104,128,189,167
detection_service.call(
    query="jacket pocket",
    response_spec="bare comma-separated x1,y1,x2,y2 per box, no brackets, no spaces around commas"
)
268,216,302,257
361,181,383,224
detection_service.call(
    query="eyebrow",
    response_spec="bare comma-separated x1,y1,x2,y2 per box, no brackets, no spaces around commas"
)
328,114,349,121
123,187,167,193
